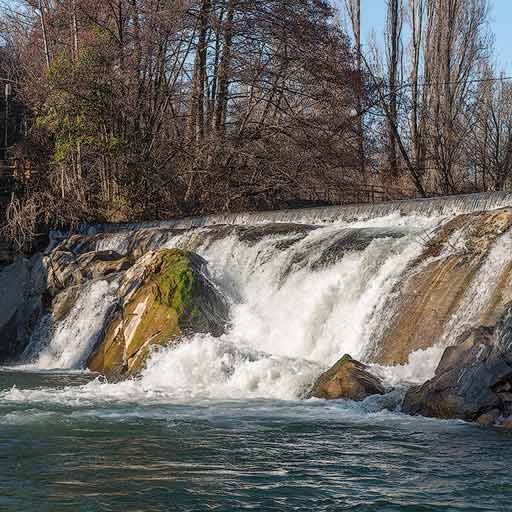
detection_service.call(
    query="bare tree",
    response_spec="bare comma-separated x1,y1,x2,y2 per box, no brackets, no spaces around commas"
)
344,0,366,181
385,0,403,177
427,0,490,193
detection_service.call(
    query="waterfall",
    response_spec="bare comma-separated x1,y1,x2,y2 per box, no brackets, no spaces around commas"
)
29,280,119,370
7,193,512,401
25,216,437,397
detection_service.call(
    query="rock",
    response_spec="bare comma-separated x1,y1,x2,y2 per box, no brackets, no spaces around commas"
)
307,354,385,401
311,228,404,270
87,248,229,378
43,249,134,325
237,224,317,246
45,250,82,290
371,208,512,365
76,251,133,280
54,233,98,254
46,249,133,292
183,223,317,253
0,255,48,361
501,417,512,429
125,229,187,259
402,306,512,424
476,409,501,426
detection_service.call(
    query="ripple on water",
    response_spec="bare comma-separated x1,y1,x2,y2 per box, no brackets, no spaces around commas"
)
1,371,512,511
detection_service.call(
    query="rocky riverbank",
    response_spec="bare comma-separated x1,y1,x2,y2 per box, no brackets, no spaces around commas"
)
0,241,229,374
313,301,512,427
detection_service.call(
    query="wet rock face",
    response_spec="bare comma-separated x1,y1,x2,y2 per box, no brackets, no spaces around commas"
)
403,306,512,424
46,249,134,324
372,207,512,366
236,224,317,246
307,354,385,401
0,255,48,361
311,228,404,270
87,249,229,378
46,249,133,291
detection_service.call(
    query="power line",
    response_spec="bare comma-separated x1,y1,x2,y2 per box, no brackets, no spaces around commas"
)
378,75,512,90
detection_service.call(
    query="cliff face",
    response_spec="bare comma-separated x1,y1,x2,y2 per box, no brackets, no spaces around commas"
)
368,208,512,365
0,255,47,361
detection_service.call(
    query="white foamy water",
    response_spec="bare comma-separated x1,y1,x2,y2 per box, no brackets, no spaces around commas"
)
33,280,119,370
1,339,444,407
138,335,322,400
10,214,449,403
371,345,446,387
195,227,426,365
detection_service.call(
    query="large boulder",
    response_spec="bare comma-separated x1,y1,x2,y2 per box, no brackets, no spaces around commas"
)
371,208,512,365
0,255,48,361
403,305,512,424
307,354,385,401
88,248,229,378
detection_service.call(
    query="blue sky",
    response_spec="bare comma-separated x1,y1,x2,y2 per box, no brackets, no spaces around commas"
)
338,0,512,73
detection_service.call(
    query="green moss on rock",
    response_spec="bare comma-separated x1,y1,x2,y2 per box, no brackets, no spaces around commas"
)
88,249,229,378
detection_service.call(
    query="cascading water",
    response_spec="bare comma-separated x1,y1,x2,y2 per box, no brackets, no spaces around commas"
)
5,197,512,511
21,280,119,370
8,197,512,404
36,280,119,370
14,213,448,402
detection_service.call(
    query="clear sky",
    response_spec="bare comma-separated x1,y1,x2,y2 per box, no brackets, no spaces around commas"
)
338,0,512,73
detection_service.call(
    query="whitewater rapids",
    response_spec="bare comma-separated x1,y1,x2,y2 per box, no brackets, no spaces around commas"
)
2,212,460,405
4,196,512,512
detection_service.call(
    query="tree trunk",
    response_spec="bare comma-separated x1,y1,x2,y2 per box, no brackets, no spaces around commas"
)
187,0,211,143
386,0,401,177
214,0,236,139
38,0,51,70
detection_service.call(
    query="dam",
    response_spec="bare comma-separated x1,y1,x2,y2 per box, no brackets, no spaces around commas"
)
2,192,512,510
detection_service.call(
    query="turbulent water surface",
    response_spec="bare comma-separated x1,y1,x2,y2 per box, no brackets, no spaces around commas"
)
2,370,512,511
3,201,512,510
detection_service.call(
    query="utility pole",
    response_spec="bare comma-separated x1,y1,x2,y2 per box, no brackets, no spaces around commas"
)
4,82,11,151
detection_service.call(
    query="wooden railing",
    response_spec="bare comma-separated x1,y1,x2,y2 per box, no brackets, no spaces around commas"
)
303,184,419,205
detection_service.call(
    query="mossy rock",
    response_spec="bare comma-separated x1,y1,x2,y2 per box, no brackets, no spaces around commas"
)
87,249,229,378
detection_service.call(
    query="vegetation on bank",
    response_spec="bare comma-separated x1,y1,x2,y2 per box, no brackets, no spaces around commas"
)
0,0,510,250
